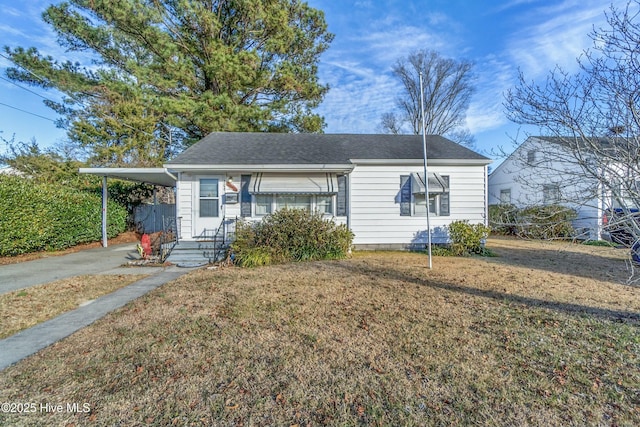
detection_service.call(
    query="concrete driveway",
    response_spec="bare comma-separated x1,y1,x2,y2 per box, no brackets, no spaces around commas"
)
0,243,196,370
0,243,152,295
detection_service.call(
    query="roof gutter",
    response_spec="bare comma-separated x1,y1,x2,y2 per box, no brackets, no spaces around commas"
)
349,158,492,166
164,163,355,173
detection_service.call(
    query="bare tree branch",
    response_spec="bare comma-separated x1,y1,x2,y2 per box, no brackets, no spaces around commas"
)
380,49,475,147
503,1,640,265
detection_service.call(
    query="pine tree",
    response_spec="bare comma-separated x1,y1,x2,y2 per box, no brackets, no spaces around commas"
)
5,0,333,166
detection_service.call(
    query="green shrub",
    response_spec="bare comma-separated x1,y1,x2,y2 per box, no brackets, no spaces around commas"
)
0,175,127,256
430,245,455,256
516,205,576,239
234,247,272,268
448,220,492,256
488,204,577,240
488,204,519,235
232,208,354,267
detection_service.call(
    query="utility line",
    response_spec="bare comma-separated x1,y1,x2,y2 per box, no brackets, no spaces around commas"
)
0,101,57,123
0,75,53,101
0,52,170,142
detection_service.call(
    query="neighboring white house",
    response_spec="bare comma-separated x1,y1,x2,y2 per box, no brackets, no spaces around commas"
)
488,136,619,239
165,132,492,249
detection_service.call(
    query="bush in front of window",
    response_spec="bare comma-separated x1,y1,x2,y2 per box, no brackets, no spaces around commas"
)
448,220,492,256
232,208,354,267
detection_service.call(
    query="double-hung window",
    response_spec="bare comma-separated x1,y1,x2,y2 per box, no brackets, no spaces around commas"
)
542,184,560,205
317,196,334,215
500,189,512,204
413,193,438,216
255,194,272,215
400,173,450,217
199,178,219,217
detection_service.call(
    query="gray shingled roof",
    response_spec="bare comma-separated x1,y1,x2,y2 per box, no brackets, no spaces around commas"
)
166,132,490,165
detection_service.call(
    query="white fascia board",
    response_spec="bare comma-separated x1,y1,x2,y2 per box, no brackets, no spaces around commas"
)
79,167,177,187
349,158,492,166
164,164,355,173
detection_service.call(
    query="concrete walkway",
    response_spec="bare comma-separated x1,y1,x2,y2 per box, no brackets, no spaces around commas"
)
0,266,193,371
0,243,143,295
0,243,198,371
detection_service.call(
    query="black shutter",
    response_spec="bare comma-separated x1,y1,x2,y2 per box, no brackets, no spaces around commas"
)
440,175,450,216
400,175,411,216
240,174,252,217
337,175,347,216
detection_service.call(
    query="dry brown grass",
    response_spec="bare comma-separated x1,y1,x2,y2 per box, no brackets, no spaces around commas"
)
0,237,638,426
0,274,147,339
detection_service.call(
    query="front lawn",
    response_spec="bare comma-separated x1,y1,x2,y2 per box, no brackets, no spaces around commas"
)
0,238,638,426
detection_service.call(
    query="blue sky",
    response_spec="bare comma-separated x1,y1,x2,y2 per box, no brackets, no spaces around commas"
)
0,0,629,161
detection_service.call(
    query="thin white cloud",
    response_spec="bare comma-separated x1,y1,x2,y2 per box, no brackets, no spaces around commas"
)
318,55,402,133
354,1,373,8
355,25,448,65
491,0,544,14
466,56,515,134
506,0,624,77
0,23,29,38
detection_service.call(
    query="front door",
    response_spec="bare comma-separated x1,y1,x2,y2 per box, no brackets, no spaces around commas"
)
193,177,223,238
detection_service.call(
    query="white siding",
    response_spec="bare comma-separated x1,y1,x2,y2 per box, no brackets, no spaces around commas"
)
488,137,604,239
176,166,488,246
176,172,347,240
349,164,487,246
176,173,194,239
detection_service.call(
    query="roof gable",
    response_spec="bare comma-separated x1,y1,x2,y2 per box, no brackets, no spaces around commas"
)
166,132,490,167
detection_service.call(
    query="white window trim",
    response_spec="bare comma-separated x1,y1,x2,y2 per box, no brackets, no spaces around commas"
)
198,178,220,218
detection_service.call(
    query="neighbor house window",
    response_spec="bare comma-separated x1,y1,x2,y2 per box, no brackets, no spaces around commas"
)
527,150,537,164
543,184,561,204
500,189,511,204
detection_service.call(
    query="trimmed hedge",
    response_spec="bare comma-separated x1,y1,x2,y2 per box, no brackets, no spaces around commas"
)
0,175,127,256
232,208,354,267
489,204,577,239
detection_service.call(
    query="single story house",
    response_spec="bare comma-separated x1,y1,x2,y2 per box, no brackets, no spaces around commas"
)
488,136,631,240
164,132,491,249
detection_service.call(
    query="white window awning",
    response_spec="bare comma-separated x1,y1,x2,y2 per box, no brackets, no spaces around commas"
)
411,172,449,194
249,173,338,194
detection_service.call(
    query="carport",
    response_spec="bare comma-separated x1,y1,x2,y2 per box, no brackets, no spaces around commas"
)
79,168,177,247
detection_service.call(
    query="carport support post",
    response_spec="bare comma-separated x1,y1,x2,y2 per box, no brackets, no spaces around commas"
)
102,176,108,248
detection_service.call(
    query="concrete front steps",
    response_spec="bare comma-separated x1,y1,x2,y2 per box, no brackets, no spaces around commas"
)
165,240,229,267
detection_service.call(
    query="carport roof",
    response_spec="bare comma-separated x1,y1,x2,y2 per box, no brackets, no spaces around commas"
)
79,168,177,187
